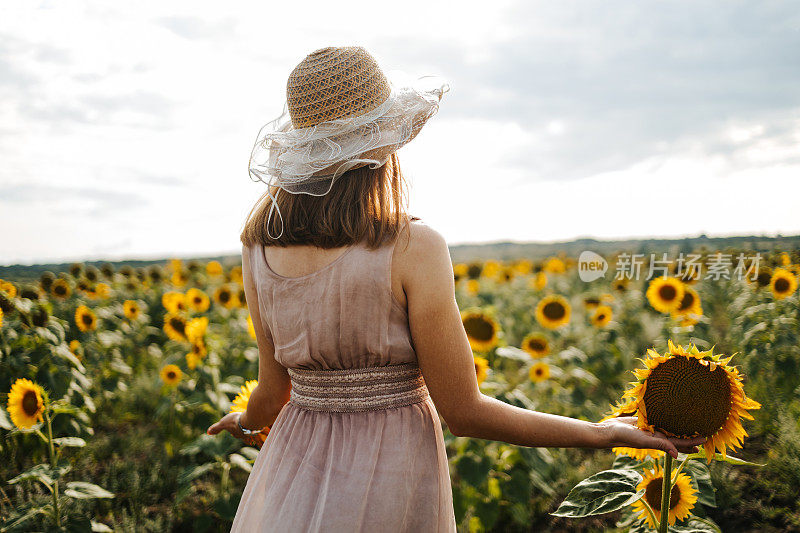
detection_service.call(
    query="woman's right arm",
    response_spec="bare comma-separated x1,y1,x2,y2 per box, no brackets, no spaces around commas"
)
398,222,704,458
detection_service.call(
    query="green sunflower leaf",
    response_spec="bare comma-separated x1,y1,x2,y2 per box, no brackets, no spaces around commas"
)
551,468,644,517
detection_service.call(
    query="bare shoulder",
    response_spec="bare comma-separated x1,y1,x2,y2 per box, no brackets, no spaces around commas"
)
394,220,450,269
392,220,453,303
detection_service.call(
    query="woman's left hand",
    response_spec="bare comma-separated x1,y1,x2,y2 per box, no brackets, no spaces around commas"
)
599,416,707,459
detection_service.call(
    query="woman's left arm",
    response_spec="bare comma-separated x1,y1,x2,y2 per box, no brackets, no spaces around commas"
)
206,244,291,439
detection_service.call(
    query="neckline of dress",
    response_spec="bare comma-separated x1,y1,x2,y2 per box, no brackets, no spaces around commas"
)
260,242,359,281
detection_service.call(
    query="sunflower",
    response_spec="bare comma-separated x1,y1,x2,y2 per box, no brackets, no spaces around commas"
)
770,268,797,300
75,305,97,332
0,308,3,328
163,312,188,341
671,286,703,326
206,260,224,276
598,400,663,460
169,258,183,272
229,380,270,447
529,272,547,290
171,270,189,287
612,277,629,292
622,341,761,462
543,257,566,274
123,300,141,320
535,295,571,329
69,339,82,361
466,279,480,296
0,280,16,298
453,263,468,282
583,296,601,310
466,262,483,280
750,266,773,288
521,333,549,358
529,361,550,383
7,378,46,429
191,339,207,359
229,265,243,284
51,279,71,299
646,277,685,313
185,316,208,344
162,291,187,313
186,288,210,312
246,315,257,339
482,260,501,279
160,364,182,386
186,351,201,370
474,356,489,385
631,466,697,528
94,282,111,299
461,310,500,352
214,285,238,309
590,305,613,328
237,286,247,308
514,259,533,275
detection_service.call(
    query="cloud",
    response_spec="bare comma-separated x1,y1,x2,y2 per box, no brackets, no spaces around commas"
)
155,16,237,40
0,184,149,216
377,1,800,181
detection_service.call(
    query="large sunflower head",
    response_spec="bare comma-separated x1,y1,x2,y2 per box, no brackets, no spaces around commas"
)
521,333,550,359
474,356,489,385
622,341,761,461
6,378,46,429
529,361,550,383
770,268,798,300
123,300,141,321
163,312,188,341
160,364,182,386
535,295,571,329
631,466,698,528
646,277,685,313
229,380,270,447
590,305,613,328
74,305,97,332
186,288,210,312
461,310,500,352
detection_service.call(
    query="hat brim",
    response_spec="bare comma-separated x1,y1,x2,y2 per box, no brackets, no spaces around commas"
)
248,74,450,194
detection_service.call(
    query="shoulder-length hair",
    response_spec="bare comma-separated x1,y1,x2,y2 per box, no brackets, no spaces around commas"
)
240,152,417,249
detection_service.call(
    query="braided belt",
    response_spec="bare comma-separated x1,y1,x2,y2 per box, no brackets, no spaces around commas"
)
287,363,430,413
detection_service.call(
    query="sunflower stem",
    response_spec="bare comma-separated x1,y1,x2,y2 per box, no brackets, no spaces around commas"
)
658,453,673,533
44,409,61,528
637,493,660,530
672,455,690,482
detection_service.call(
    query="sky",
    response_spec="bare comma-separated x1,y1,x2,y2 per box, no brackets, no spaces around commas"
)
1,1,799,265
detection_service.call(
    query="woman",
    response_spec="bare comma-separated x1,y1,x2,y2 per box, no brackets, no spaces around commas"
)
207,46,705,532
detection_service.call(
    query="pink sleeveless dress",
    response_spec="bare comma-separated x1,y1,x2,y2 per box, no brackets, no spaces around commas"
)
230,235,457,532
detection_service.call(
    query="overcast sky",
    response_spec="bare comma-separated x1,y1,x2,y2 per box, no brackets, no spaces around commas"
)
2,1,799,265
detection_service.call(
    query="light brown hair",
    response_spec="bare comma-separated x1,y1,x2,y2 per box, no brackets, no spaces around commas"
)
240,153,418,249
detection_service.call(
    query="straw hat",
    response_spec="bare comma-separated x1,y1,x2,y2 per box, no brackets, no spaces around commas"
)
248,45,449,238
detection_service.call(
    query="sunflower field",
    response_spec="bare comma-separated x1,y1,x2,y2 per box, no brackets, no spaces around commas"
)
1,248,800,532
